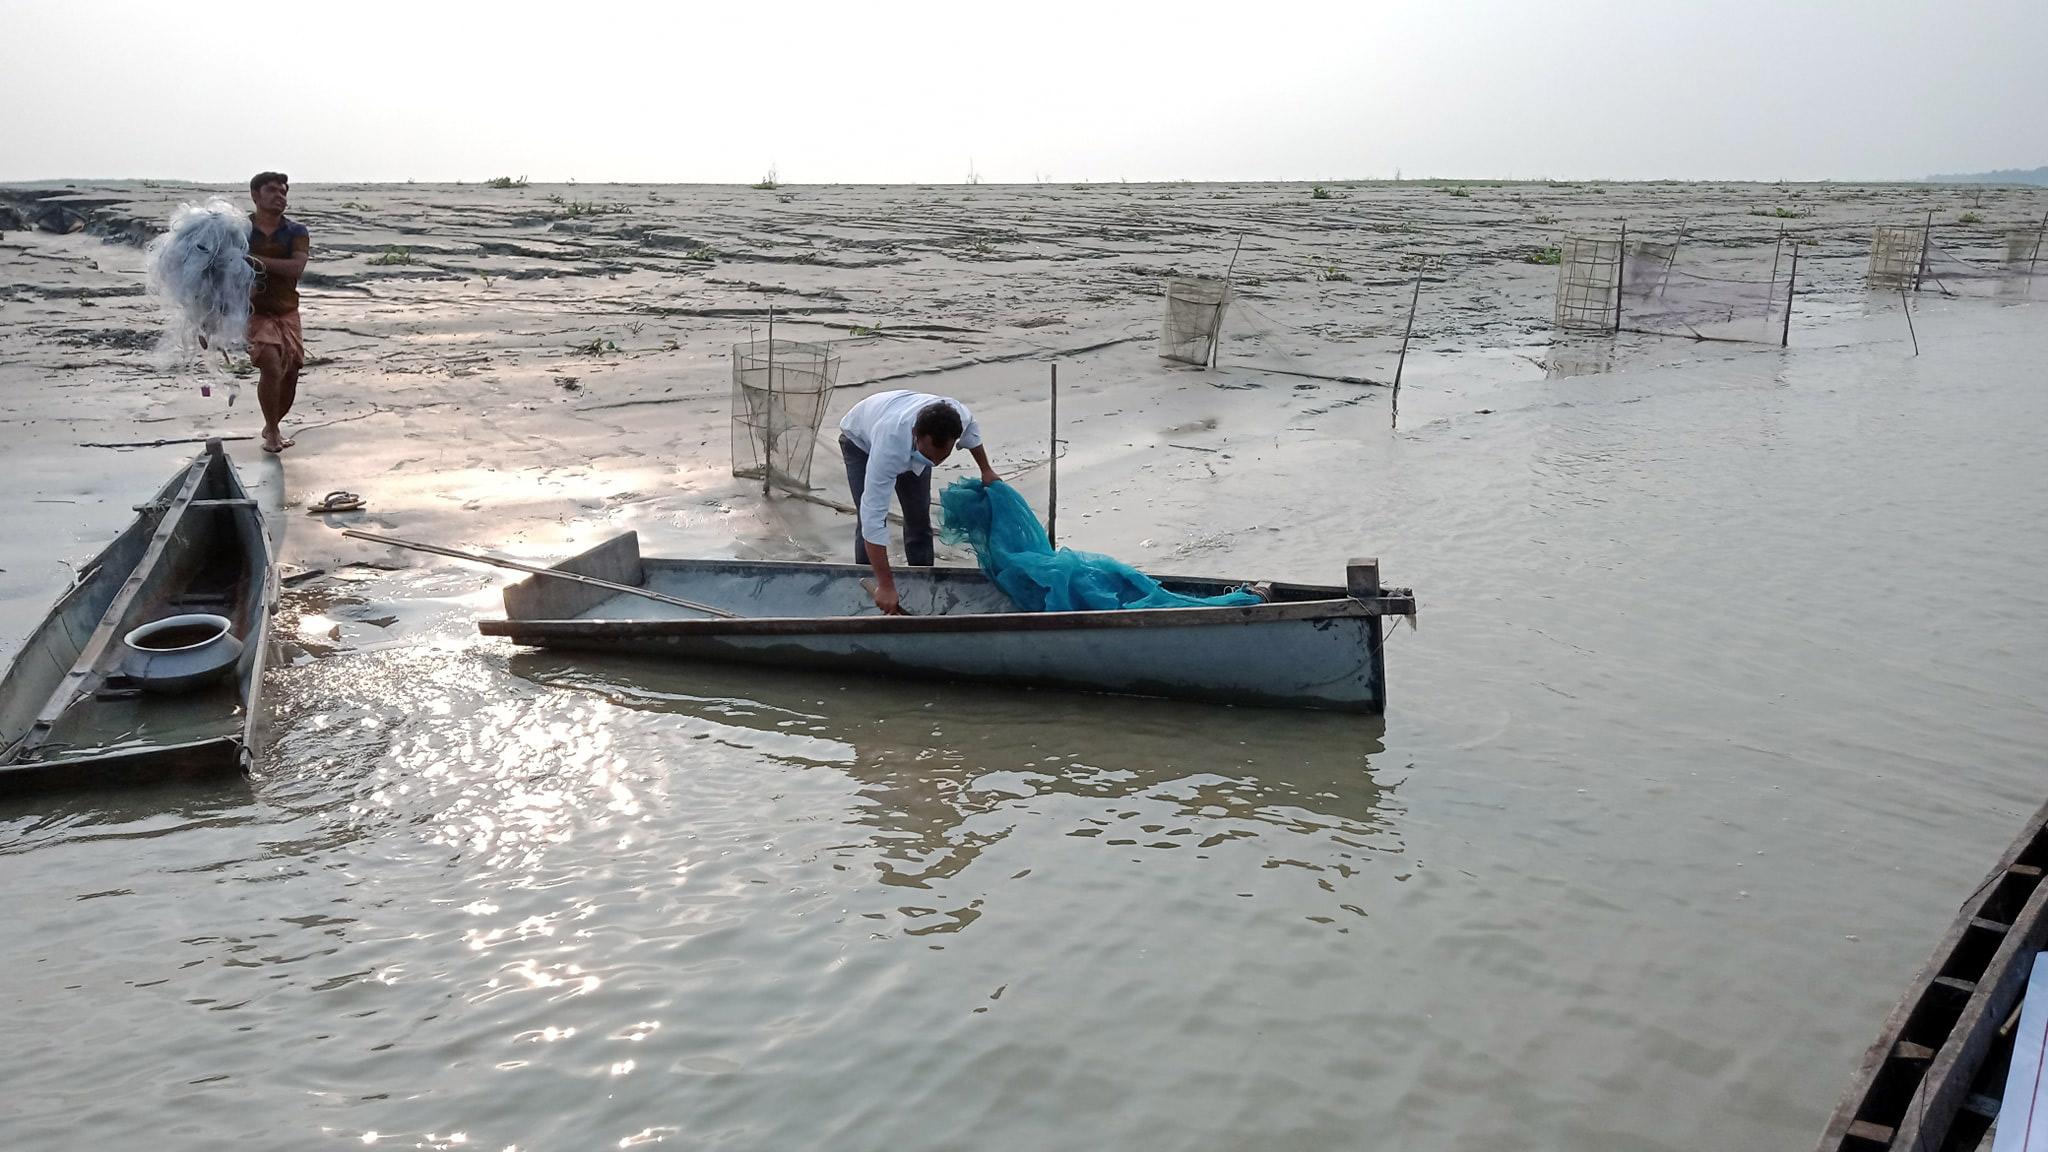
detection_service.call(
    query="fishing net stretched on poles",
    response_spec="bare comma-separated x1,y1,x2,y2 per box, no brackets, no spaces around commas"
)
1557,232,1787,343
1915,233,2046,300
1179,250,1438,386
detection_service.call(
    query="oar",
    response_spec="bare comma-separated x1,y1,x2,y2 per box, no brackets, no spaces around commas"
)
342,529,740,619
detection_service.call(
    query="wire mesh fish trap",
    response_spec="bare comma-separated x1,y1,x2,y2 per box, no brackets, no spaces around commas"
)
1159,277,1232,365
1868,226,1927,288
1554,236,1623,332
731,338,840,490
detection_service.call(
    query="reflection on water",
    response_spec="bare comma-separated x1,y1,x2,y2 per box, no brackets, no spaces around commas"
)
0,632,1408,1151
508,653,1399,932
0,776,254,856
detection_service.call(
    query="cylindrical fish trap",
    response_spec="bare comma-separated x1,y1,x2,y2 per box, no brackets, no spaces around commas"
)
731,338,840,490
1554,235,1623,332
1867,225,1927,288
1159,277,1232,365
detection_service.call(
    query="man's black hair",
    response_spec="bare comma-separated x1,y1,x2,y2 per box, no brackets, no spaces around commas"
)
913,401,963,445
250,171,289,196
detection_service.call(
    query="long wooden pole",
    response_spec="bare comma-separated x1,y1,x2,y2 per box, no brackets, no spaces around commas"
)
342,530,741,619
1657,218,1686,297
1391,258,1425,429
1767,224,1786,304
2032,211,2046,280
762,303,775,497
1900,281,1919,356
1915,209,1932,293
1047,362,1059,548
1208,232,1246,369
1780,244,1799,348
1613,221,1628,333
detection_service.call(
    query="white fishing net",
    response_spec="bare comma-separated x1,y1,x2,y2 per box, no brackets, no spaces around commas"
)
144,198,254,364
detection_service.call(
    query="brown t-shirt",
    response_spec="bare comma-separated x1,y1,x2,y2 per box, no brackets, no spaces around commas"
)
249,216,309,315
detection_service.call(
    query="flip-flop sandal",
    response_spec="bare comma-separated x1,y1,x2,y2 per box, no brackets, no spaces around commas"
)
307,490,365,514
262,442,284,454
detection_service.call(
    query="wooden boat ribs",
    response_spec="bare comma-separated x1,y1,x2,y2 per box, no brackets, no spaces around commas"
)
0,439,276,795
1817,799,2048,1151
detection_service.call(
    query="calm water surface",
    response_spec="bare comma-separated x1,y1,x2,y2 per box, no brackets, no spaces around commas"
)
5,303,2046,1151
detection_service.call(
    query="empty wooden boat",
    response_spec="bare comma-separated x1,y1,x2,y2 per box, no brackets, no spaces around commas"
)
1815,798,2048,1151
0,440,276,795
476,532,1417,712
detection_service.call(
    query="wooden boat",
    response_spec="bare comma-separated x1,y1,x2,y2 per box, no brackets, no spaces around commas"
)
477,532,1418,712
0,440,276,795
1816,798,2048,1151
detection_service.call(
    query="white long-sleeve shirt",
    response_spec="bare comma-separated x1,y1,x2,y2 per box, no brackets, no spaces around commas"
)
838,389,983,547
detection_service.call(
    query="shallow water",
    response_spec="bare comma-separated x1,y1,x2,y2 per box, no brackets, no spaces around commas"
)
5,298,2047,1151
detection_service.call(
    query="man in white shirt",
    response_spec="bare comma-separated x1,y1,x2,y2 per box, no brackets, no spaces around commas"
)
839,389,1000,614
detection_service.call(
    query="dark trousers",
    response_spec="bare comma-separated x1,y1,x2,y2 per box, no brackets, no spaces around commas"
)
840,435,933,566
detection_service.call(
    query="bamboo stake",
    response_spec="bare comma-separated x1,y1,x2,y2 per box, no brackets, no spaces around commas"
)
2032,211,2046,280
1780,244,1799,348
342,530,741,619
1208,232,1245,369
1900,281,1919,356
1767,224,1786,305
1391,258,1425,429
1613,221,1627,333
762,303,775,497
1915,209,1932,293
1656,218,1686,298
1047,362,1059,548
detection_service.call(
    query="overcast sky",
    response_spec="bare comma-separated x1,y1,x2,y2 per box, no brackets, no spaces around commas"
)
3,0,2042,184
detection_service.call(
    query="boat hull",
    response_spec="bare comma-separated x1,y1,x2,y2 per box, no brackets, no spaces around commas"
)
487,611,1387,711
1816,798,2048,1151
0,441,275,797
479,533,1414,713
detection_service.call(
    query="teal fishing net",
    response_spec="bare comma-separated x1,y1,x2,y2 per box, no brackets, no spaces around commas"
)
938,478,1260,612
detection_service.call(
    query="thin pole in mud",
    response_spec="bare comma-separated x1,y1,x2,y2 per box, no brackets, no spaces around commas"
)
1613,221,1627,334
1047,362,1059,548
763,303,775,498
1208,232,1245,369
1915,210,1932,293
1657,218,1686,298
2032,211,2046,280
1768,225,1786,303
1900,281,1919,356
1391,258,1425,429
1781,244,1799,348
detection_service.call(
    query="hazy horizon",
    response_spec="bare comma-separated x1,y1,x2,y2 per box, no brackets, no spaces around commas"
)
3,0,2043,186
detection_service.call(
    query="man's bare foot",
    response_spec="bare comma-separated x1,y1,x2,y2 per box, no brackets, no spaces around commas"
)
262,428,286,454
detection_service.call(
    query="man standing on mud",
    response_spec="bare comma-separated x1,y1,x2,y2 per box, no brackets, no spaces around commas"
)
839,390,999,614
246,171,308,453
